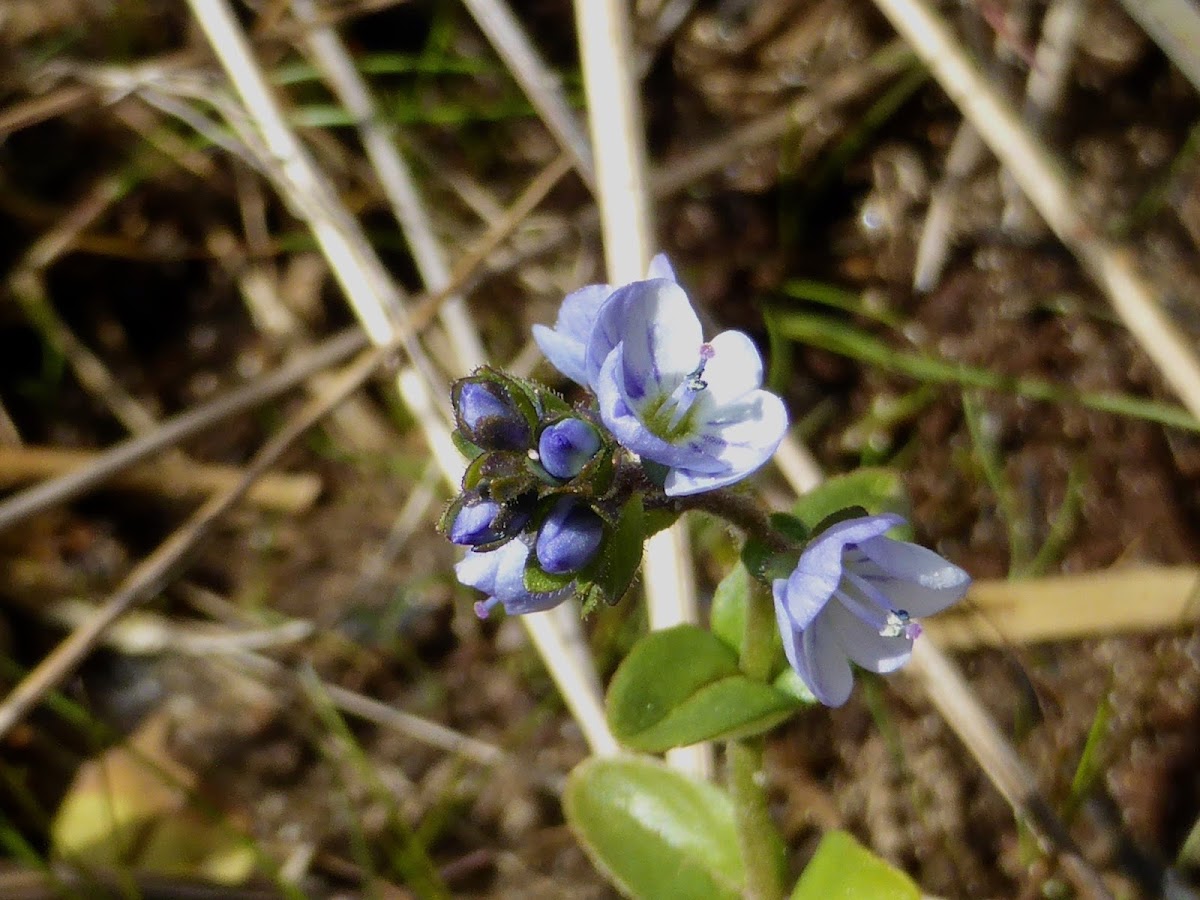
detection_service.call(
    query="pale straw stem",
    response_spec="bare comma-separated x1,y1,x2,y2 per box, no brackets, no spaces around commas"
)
572,0,706,776
871,0,1200,423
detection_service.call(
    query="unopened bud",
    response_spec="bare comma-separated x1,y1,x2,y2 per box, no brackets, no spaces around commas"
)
453,379,531,451
538,418,602,480
535,498,604,574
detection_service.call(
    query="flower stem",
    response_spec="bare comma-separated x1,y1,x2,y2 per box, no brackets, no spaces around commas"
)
727,579,785,900
662,488,795,552
728,740,783,900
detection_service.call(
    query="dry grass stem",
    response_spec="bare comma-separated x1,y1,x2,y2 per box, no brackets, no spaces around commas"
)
926,566,1200,648
907,641,1116,900
293,0,487,372
572,0,706,776
186,0,617,755
461,0,596,189
0,340,390,743
0,446,322,514
871,0,1200,423
1114,0,1200,95
0,327,366,536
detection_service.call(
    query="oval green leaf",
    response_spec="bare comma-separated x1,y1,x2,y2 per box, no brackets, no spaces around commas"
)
607,625,801,752
791,468,908,530
565,756,743,900
790,830,920,900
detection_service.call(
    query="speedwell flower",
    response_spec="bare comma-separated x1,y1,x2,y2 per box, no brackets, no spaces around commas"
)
589,273,787,496
772,513,970,707
456,536,574,619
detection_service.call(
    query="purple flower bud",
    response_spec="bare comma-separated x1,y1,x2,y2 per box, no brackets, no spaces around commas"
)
448,495,531,547
453,379,531,450
448,497,504,545
535,498,604,574
538,418,602,479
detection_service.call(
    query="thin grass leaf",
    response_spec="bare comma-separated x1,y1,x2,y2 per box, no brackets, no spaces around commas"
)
773,310,1200,432
300,667,450,900
1064,691,1113,825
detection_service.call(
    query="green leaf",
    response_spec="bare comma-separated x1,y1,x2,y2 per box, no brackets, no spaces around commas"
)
773,667,818,706
791,468,908,531
579,496,645,607
790,831,919,900
565,756,743,900
710,563,749,652
607,625,801,752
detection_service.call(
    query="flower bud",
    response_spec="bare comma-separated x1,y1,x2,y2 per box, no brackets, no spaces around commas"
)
535,498,604,574
538,418,602,480
453,379,531,451
447,494,531,547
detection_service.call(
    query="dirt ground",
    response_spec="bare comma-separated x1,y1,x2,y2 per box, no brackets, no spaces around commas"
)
0,0,1198,898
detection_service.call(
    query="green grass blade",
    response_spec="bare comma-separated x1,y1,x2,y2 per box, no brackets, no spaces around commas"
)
772,310,1200,432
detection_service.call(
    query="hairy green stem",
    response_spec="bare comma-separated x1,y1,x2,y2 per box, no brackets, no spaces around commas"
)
728,578,785,900
660,487,795,552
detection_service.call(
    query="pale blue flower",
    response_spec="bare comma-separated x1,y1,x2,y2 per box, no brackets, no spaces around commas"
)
589,276,787,496
533,255,676,388
456,537,574,618
772,514,971,707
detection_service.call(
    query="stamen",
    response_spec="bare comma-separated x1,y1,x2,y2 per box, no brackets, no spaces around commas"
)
879,609,911,638
663,344,714,431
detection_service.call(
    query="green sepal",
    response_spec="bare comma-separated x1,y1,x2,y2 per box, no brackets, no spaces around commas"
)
577,495,645,607
641,459,670,487
642,507,681,537
463,451,538,502
809,504,870,538
741,537,798,585
523,557,576,593
768,512,809,544
451,429,483,462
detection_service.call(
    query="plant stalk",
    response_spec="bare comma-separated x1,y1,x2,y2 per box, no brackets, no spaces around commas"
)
727,578,785,900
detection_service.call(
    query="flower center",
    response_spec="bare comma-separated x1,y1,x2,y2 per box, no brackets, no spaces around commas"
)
641,343,714,440
839,568,923,640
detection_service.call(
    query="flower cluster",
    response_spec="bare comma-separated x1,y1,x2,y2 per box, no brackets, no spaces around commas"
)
440,368,612,617
442,254,971,708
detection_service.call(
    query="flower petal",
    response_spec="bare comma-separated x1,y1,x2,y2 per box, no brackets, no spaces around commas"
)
645,253,677,282
697,330,763,406
663,465,753,496
665,390,787,496
826,601,913,674
532,283,611,386
596,347,725,471
799,609,855,707
618,280,705,397
454,547,501,595
856,536,971,617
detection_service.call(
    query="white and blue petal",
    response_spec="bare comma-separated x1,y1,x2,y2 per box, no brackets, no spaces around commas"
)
826,602,913,674
532,283,611,386
855,536,972,617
